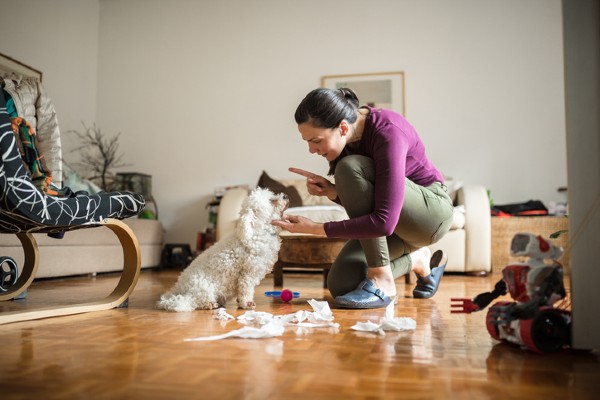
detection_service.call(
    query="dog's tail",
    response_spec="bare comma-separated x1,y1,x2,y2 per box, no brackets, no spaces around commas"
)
156,293,198,312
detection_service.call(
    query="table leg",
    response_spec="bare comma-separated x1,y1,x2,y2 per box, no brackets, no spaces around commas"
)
273,261,283,287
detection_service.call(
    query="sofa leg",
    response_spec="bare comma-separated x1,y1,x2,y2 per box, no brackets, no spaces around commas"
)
466,270,489,277
404,273,415,284
273,262,283,287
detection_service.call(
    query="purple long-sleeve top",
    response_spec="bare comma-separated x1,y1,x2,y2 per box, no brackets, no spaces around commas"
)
323,107,444,239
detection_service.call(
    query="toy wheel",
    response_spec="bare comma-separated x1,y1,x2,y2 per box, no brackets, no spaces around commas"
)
520,307,571,353
486,301,514,340
0,256,19,292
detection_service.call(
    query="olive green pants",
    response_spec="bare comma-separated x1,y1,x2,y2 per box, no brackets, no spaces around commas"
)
327,155,454,297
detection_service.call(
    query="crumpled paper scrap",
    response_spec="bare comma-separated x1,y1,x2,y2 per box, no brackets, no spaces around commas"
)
351,317,416,336
237,311,276,325
307,299,334,321
186,319,285,341
185,299,338,341
213,308,235,321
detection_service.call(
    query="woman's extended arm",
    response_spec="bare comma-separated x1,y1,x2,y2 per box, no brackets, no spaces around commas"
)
271,214,326,236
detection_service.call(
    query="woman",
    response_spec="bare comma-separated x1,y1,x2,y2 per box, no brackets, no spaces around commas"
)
272,88,453,309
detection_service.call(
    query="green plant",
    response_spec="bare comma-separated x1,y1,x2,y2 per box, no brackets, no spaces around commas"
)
550,229,569,239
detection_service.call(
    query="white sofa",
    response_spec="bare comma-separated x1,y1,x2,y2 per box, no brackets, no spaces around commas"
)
217,179,491,274
0,218,164,279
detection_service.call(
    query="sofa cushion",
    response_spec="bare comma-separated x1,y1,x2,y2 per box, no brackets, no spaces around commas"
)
444,176,464,203
285,205,348,223
280,205,348,238
257,171,303,207
451,206,466,229
279,178,337,206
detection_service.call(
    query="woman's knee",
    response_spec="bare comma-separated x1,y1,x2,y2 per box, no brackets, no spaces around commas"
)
334,156,376,215
334,155,374,186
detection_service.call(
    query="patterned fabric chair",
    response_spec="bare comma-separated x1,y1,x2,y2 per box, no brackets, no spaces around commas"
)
0,94,145,324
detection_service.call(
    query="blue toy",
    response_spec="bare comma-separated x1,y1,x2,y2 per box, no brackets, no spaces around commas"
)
265,289,300,302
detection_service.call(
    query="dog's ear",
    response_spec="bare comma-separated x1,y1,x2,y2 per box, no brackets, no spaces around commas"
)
237,209,255,244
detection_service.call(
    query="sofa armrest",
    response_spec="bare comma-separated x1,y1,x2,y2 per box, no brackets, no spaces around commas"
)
216,187,249,241
456,185,491,272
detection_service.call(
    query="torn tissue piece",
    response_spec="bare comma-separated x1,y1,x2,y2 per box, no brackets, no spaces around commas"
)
185,300,339,341
295,322,339,328
213,308,235,321
385,301,395,320
237,311,274,325
307,299,334,321
351,317,416,336
351,321,384,335
186,319,285,341
380,317,417,331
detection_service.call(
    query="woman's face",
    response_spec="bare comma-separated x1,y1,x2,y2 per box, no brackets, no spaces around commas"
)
298,122,346,162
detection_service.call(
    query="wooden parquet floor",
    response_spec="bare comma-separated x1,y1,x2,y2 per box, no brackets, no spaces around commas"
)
0,269,598,399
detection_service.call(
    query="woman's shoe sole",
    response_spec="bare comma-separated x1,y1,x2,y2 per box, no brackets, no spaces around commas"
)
412,250,447,299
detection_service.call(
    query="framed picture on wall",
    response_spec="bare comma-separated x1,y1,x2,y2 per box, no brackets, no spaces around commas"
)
321,71,405,116
0,52,43,81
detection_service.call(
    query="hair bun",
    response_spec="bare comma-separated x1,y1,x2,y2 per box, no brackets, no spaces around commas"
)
338,87,359,108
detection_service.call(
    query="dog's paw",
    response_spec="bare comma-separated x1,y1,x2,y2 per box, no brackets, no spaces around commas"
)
238,300,256,310
198,301,221,310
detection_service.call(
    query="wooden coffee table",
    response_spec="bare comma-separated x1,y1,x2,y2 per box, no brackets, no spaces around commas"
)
273,235,347,288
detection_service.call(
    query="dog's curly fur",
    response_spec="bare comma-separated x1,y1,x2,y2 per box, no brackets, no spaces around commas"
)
157,188,288,312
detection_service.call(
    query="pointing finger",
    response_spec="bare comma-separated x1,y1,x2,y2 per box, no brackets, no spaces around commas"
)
289,167,317,179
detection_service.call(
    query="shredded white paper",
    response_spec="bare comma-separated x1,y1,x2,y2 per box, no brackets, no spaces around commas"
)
186,299,415,341
213,308,235,321
185,299,338,341
350,318,416,336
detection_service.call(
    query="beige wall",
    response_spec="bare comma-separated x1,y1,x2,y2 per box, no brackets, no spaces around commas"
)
0,0,99,148
0,0,567,247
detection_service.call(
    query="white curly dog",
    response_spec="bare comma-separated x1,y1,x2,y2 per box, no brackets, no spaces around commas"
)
157,188,288,312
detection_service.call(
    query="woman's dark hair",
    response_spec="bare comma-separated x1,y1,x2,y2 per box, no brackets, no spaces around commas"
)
294,87,360,128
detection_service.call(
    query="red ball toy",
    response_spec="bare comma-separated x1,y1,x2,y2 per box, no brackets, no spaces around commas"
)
280,289,293,303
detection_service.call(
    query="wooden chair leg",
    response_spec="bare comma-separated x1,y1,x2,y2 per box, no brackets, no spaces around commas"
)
0,218,141,325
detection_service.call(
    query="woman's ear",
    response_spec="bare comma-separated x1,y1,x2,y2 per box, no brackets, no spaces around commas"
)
339,120,349,136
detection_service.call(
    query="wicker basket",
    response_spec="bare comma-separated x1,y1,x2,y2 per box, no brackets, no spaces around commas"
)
491,216,570,273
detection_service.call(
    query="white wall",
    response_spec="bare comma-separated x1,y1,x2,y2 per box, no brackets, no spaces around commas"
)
0,0,99,156
1,0,567,248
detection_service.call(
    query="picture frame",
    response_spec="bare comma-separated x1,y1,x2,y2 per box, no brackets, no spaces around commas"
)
0,52,43,81
321,71,405,116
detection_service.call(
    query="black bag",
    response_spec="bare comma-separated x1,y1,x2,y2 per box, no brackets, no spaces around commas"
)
492,200,548,216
